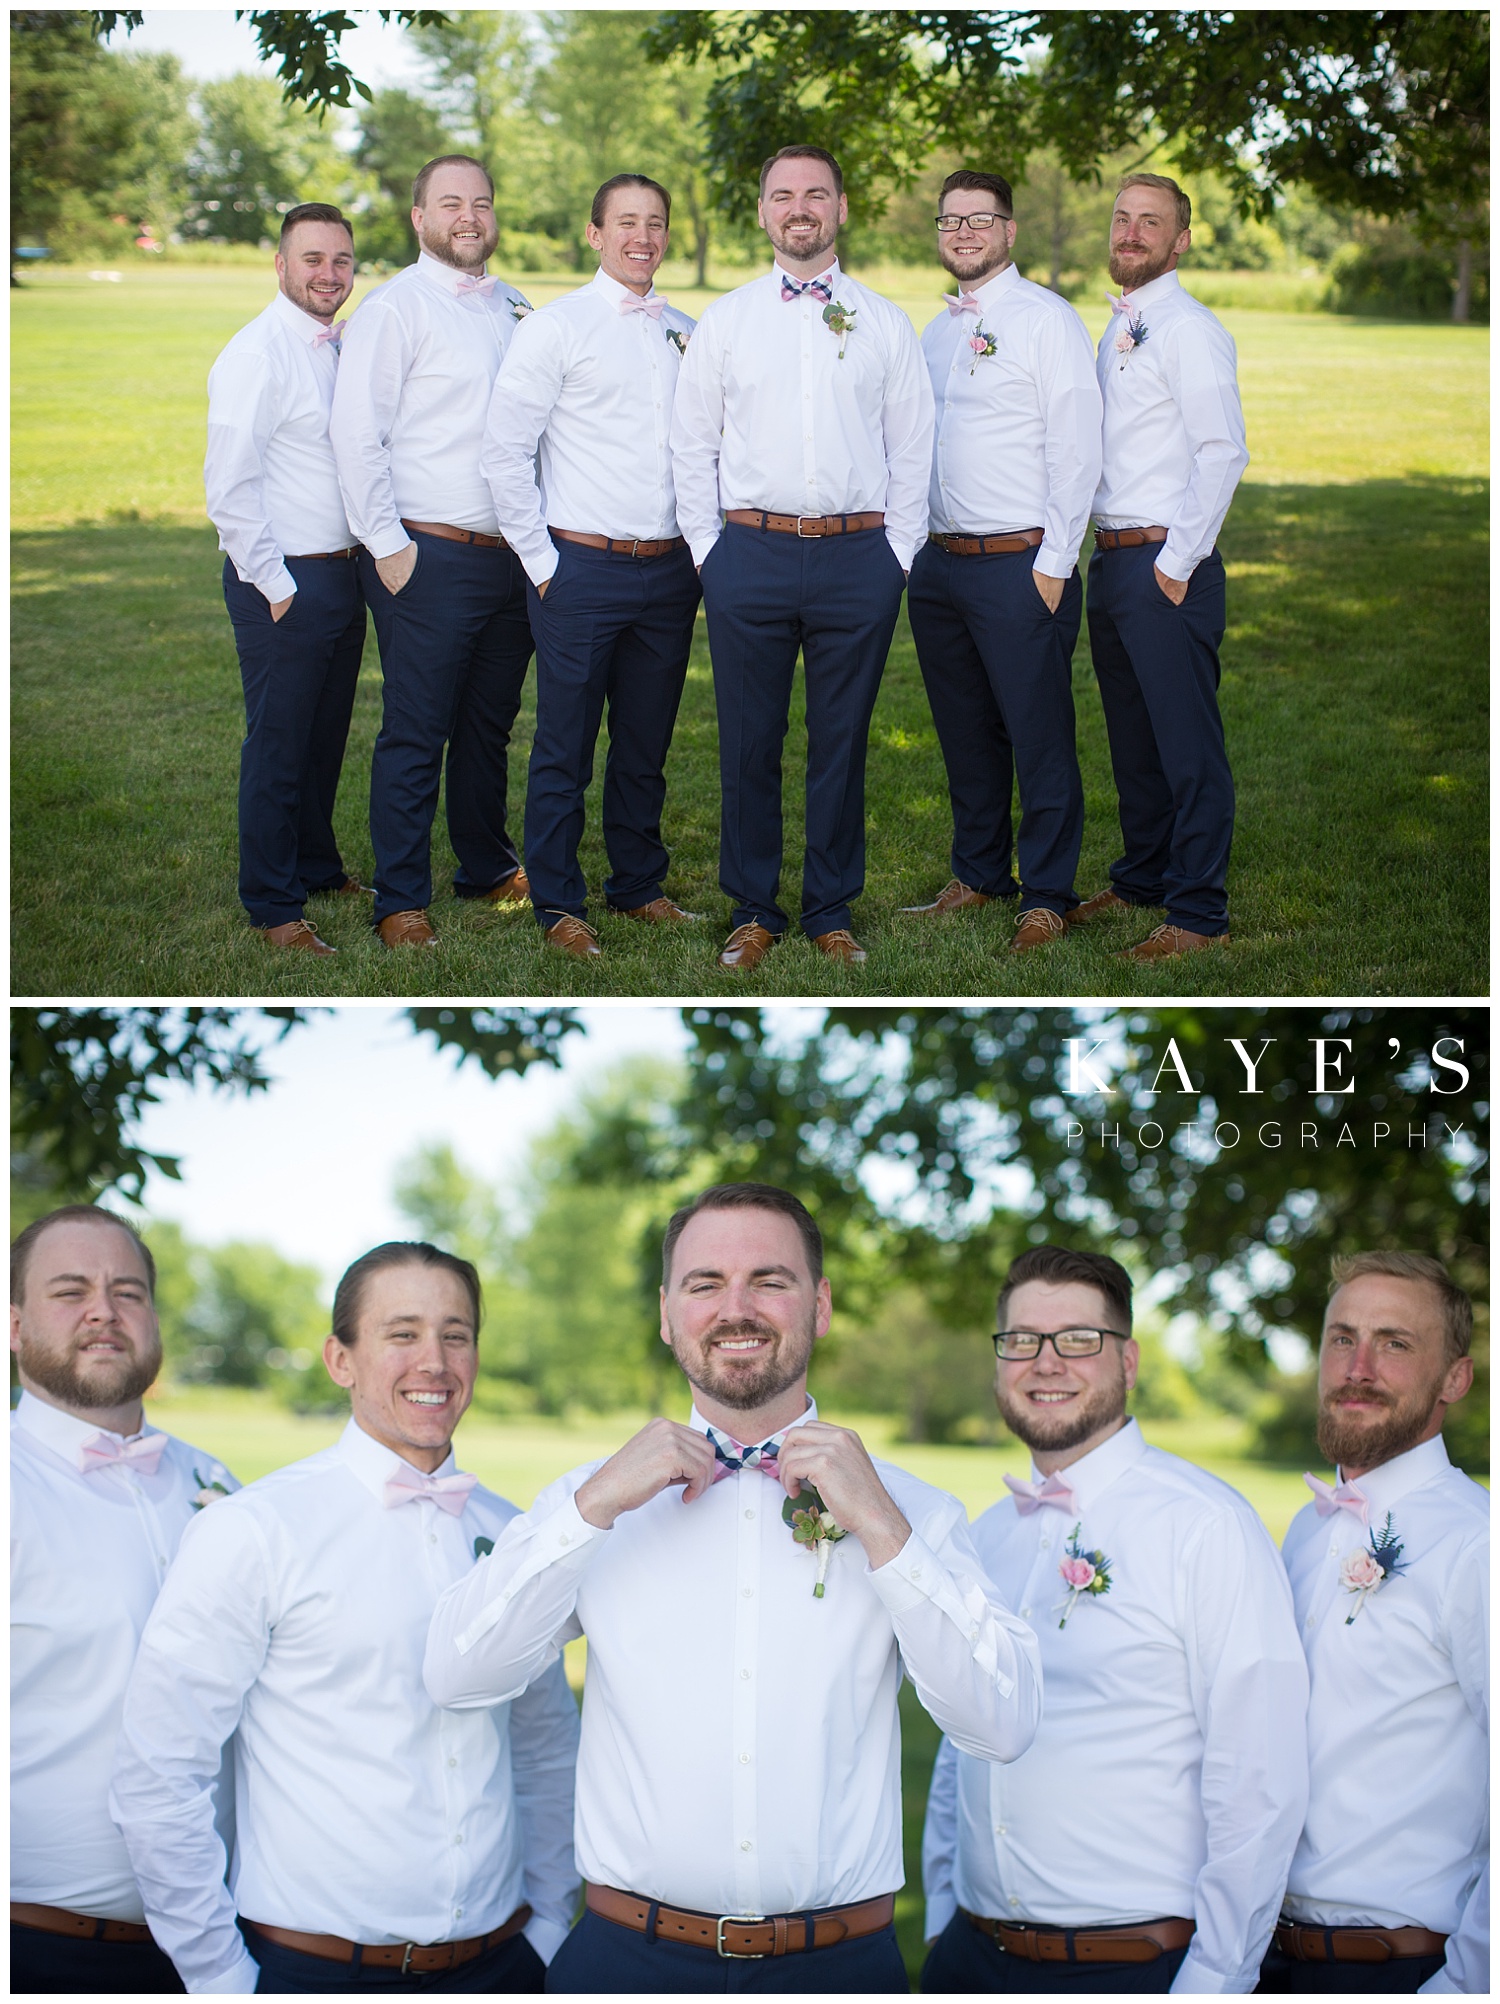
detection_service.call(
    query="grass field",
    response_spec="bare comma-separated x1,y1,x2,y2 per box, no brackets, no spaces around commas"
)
144,1383,1321,1978
11,261,1489,997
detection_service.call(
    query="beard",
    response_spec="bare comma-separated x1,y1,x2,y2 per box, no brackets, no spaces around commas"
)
940,240,1010,286
1108,243,1175,291
18,1332,161,1412
418,214,499,271
282,268,347,323
995,1364,1129,1455
768,214,839,267
669,1313,817,1414
1317,1384,1442,1471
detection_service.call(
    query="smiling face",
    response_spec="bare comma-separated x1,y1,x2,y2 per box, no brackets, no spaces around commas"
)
588,185,669,294
276,219,355,323
10,1218,162,1422
994,1278,1138,1468
758,156,848,273
937,186,1017,286
1317,1273,1472,1478
323,1262,479,1472
660,1205,831,1432
412,160,499,271
1108,183,1190,291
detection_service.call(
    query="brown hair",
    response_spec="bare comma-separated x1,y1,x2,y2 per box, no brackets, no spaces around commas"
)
662,1184,823,1285
939,169,1013,219
330,1242,483,1346
759,145,844,199
279,202,353,248
1115,171,1191,235
592,173,671,229
1329,1251,1474,1363
997,1245,1133,1333
412,155,495,210
11,1205,156,1306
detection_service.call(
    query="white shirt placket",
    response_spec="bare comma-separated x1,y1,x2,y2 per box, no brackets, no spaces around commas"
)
643,319,669,523
121,1464,173,1580
731,1468,765,1916
799,301,820,513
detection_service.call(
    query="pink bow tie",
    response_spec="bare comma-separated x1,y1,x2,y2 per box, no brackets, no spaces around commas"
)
1106,292,1134,315
456,273,498,299
312,319,346,349
618,293,666,319
944,292,984,316
1305,1472,1371,1527
78,1430,167,1478
382,1466,478,1516
1004,1470,1077,1516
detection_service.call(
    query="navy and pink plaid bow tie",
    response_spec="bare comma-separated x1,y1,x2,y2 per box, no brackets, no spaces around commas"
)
781,274,834,304
706,1426,784,1483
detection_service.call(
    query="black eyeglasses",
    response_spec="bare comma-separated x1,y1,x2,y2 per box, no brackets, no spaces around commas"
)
936,212,1012,231
992,1327,1128,1361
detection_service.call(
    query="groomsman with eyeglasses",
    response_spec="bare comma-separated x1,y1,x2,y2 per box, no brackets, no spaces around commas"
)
1262,1253,1487,1995
921,1244,1307,1993
901,171,1101,954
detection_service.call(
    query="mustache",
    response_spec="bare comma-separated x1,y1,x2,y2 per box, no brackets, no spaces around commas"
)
706,1318,779,1344
1328,1387,1397,1409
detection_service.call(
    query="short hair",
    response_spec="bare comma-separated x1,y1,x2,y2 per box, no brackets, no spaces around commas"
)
1115,171,1191,236
759,145,843,200
330,1242,484,1346
11,1205,157,1307
279,201,353,248
591,172,672,230
1329,1251,1474,1364
662,1184,824,1286
997,1245,1133,1334
938,169,1014,220
412,154,495,210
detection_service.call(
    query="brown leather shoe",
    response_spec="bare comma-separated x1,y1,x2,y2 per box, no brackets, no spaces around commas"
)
482,866,530,905
608,897,703,923
812,928,868,966
1122,923,1229,961
261,918,335,955
898,879,992,917
377,909,438,949
717,922,779,972
1068,887,1139,925
1010,907,1068,952
543,914,602,958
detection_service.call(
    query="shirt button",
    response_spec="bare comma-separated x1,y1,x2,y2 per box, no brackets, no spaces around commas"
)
448,1757,458,1768
739,1752,751,1764
996,1824,1007,1836
1021,1608,1032,1619
453,1834,464,1846
740,1840,753,1852
427,1533,438,1546
454,1909,463,1921
744,1509,756,1520
910,1565,922,1579
1009,1896,1021,1910
742,1586,754,1598
559,1532,572,1546
740,1668,751,1680
1039,1538,1051,1550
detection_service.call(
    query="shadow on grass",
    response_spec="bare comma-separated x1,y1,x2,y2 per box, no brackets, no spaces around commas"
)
10,476,1488,997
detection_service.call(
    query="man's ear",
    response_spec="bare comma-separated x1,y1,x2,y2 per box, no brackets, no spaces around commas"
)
323,1332,355,1388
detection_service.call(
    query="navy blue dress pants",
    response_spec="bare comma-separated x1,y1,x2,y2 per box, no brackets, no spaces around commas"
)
920,1912,1188,1993
545,1909,909,1993
699,522,907,937
359,531,534,923
1085,543,1233,934
908,540,1084,915
223,555,365,928
10,1921,185,1993
247,1924,546,1993
1255,1945,1447,1992
523,538,700,924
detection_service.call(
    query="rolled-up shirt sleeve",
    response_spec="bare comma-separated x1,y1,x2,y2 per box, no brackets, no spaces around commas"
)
667,315,729,567
329,296,415,560
483,315,568,587
879,317,936,571
507,1654,582,1965
1158,316,1249,582
921,1733,961,1943
204,351,295,606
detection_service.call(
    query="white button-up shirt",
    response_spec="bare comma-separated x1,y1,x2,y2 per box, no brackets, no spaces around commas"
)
11,1391,239,1922
426,1400,1040,1919
204,290,352,605
922,1420,1308,1994
1092,269,1249,581
1281,1435,1488,1995
330,252,533,559
110,1418,580,1995
483,267,696,587
921,262,1102,579
670,260,935,571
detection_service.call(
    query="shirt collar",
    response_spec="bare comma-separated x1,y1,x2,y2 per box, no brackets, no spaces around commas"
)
271,287,339,345
1029,1415,1146,1512
590,265,658,309
770,258,841,291
1337,1432,1452,1514
1116,267,1182,312
969,261,1021,310
12,1387,161,1463
416,249,492,298
689,1395,817,1444
335,1414,459,1501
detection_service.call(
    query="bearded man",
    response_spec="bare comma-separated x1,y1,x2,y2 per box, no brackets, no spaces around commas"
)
330,155,536,949
10,1206,238,1994
1262,1253,1487,1995
920,1244,1307,1993
426,1182,1040,1994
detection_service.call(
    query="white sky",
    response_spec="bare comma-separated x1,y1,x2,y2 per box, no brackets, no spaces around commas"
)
101,9,432,90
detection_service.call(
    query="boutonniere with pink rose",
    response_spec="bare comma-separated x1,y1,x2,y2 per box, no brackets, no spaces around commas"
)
783,1482,848,1597
1113,312,1148,365
822,299,856,359
1339,1511,1407,1623
967,326,998,374
510,299,532,323
191,1467,231,1509
1055,1522,1113,1627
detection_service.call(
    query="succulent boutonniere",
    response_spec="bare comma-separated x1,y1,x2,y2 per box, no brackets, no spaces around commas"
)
1055,1522,1113,1627
191,1467,230,1509
473,1535,494,1561
510,299,533,323
967,326,998,375
1339,1512,1407,1623
822,298,856,359
665,325,688,356
783,1482,847,1597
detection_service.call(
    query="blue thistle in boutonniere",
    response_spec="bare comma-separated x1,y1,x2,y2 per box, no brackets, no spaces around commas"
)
1055,1522,1113,1627
783,1482,848,1596
967,326,999,374
822,299,856,358
1113,312,1148,365
1339,1512,1406,1622
665,325,687,356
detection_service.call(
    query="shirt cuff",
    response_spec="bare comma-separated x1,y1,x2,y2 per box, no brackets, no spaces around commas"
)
687,532,718,568
886,529,916,572
523,1915,569,1967
523,550,560,589
1171,1946,1228,1993
1155,542,1198,584
190,1947,261,1993
864,1530,942,1613
259,566,297,605
924,1893,958,1944
1034,544,1074,580
365,522,412,562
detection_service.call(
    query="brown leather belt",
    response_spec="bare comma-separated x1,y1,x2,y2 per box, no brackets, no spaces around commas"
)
242,1904,531,1974
400,519,508,549
724,509,885,538
586,1882,894,1959
286,547,357,560
550,528,685,559
11,1901,154,1944
930,529,1044,556
965,1910,1195,1964
1274,1921,1448,1964
1094,525,1168,550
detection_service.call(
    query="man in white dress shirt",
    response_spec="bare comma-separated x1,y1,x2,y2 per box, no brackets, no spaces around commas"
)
671,148,935,970
921,1244,1308,1993
331,156,536,949
1264,1252,1487,1995
1073,174,1249,960
205,202,367,956
484,174,702,959
426,1182,1040,1992
111,1240,580,1994
11,1205,238,1995
902,170,1102,953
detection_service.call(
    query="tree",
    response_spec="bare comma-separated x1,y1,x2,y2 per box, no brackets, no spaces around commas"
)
349,85,455,262
184,72,353,244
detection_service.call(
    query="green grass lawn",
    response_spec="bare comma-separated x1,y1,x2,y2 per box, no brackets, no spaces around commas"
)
12,262,1489,997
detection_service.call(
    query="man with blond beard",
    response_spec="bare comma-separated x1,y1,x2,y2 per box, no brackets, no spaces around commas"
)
1264,1253,1487,1994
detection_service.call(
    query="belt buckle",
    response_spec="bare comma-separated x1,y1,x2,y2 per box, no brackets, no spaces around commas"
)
717,1913,767,1959
795,516,824,537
